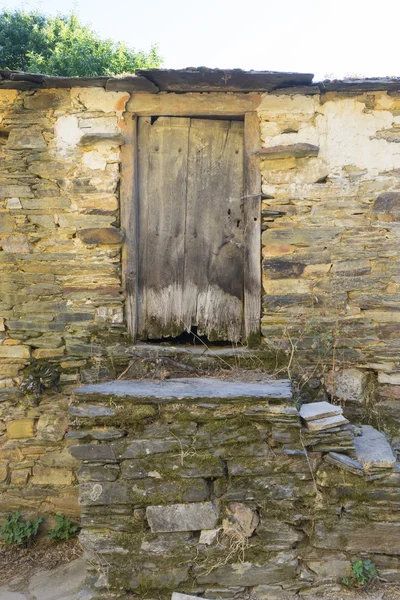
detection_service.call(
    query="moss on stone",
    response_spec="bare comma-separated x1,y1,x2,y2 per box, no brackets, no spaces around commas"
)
79,403,158,430
352,506,371,522
107,566,131,591
222,347,289,371
111,404,158,428
246,331,261,349
130,477,206,507
115,518,147,551
134,572,176,596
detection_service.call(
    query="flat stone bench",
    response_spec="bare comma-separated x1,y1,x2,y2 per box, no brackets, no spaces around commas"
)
75,377,293,403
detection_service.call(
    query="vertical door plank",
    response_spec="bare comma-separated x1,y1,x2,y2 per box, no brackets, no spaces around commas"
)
137,116,151,337
243,112,262,346
137,117,190,338
184,119,244,341
120,113,138,338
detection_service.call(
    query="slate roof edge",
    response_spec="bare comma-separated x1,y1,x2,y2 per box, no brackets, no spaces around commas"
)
0,68,399,93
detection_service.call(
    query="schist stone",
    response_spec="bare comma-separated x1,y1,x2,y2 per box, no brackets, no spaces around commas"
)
354,425,396,470
172,594,213,600
300,401,342,422
146,502,218,532
304,415,349,431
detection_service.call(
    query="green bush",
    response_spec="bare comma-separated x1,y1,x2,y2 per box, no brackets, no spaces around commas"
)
0,10,162,76
343,558,377,588
48,515,80,542
1,511,43,545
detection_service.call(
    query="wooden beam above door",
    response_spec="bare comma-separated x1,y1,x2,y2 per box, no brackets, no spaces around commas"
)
126,92,262,116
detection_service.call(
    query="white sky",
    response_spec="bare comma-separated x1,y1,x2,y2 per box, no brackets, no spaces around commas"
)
2,0,399,81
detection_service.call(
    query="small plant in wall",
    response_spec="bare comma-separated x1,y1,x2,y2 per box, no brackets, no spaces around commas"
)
48,515,80,542
342,558,377,588
20,360,61,402
1,511,43,545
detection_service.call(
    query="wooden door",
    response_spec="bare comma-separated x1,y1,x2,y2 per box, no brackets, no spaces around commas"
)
137,116,244,342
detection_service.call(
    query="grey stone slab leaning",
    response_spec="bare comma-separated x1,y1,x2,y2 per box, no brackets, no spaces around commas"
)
354,425,396,470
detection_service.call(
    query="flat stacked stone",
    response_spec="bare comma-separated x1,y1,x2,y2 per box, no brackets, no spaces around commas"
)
70,377,319,596
299,401,355,454
70,378,400,598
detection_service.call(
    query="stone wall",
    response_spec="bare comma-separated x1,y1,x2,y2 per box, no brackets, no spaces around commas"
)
70,379,400,598
1,84,400,519
0,389,80,523
259,89,400,431
0,87,130,389
0,87,129,517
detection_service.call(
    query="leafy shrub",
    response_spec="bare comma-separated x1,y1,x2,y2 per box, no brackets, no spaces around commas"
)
343,558,377,588
0,10,162,76
48,515,80,542
1,511,43,545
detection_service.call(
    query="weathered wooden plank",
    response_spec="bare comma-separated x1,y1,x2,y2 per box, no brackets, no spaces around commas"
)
137,117,190,338
137,117,152,337
183,119,244,342
243,112,262,345
126,92,262,116
120,114,138,337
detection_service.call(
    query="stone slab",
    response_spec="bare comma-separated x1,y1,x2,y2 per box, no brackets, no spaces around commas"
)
198,528,220,545
299,401,342,422
325,452,363,475
69,404,115,417
77,227,124,245
0,559,90,600
146,501,218,532
354,425,396,470
196,552,298,585
0,592,27,600
258,143,319,159
243,406,299,421
172,594,213,600
76,377,292,403
326,368,367,403
304,414,349,431
28,559,87,600
69,443,116,461
6,418,35,439
314,520,400,555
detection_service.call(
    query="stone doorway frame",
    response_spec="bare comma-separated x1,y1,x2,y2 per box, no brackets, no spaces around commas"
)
120,93,262,346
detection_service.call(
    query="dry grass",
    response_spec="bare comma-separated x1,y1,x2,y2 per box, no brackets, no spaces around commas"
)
0,538,82,587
